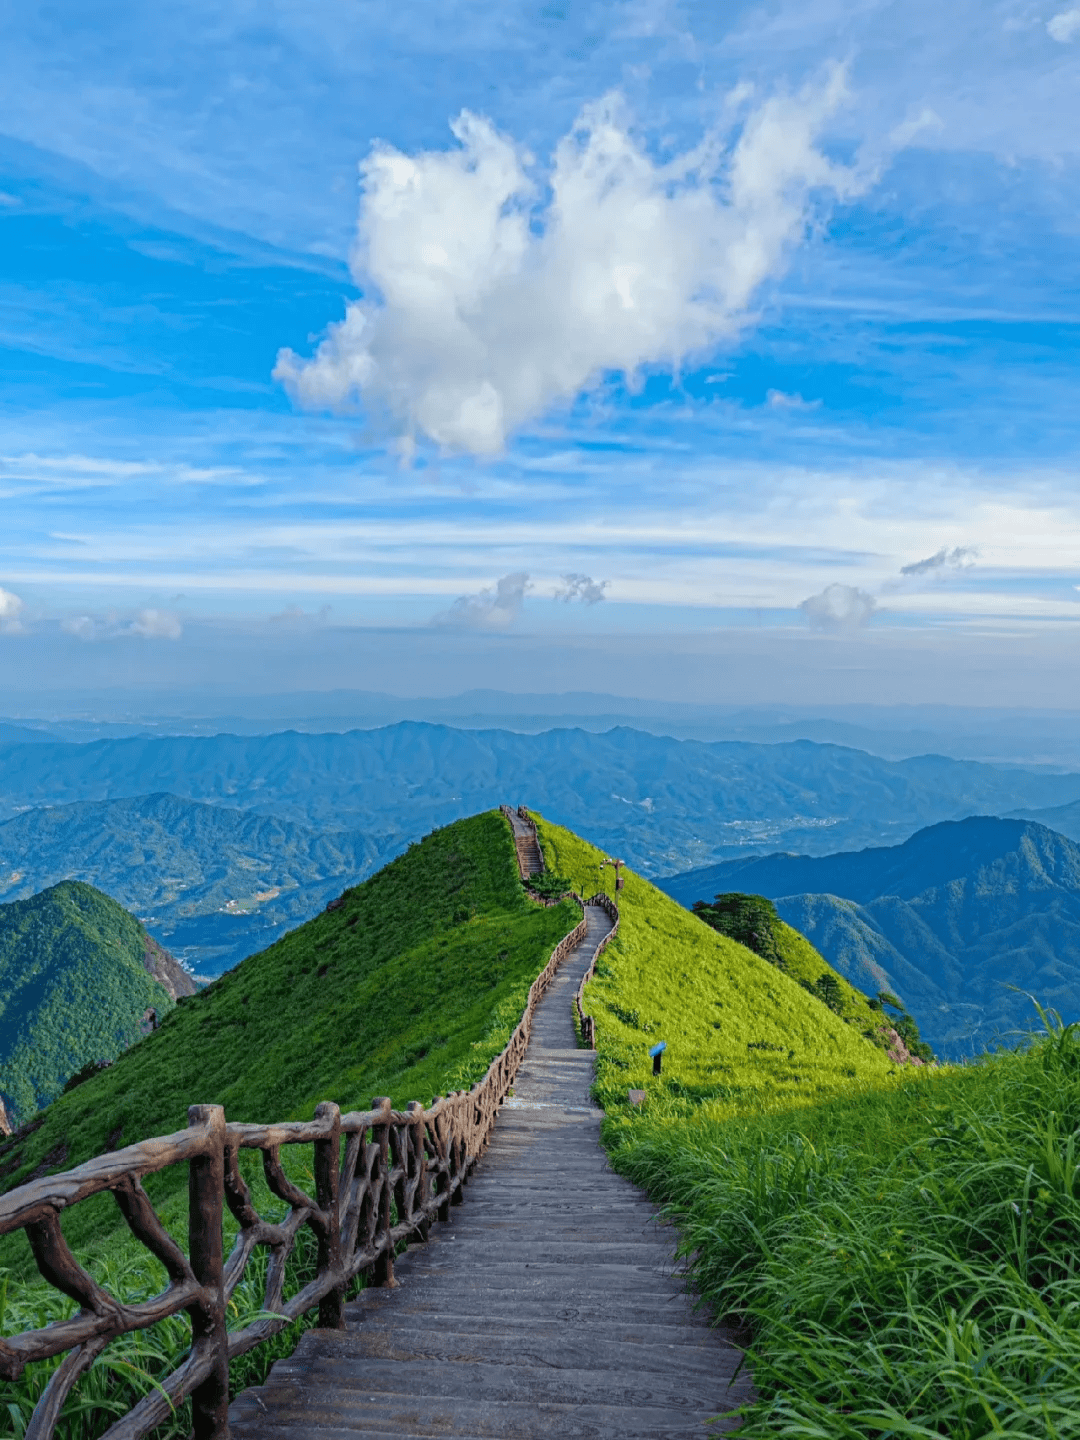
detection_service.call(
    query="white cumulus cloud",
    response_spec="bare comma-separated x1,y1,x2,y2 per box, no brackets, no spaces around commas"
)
0,586,25,634
126,608,182,640
275,69,871,456
798,582,876,631
1048,8,1080,42
434,572,531,628
554,573,608,604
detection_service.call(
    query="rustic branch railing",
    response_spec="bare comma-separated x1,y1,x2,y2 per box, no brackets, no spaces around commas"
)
575,892,620,1049
0,820,589,1440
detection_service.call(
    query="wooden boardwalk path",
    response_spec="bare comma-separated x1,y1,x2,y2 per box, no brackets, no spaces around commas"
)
230,854,750,1436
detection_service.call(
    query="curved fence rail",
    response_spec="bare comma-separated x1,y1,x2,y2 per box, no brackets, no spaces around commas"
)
574,892,620,1049
0,812,588,1440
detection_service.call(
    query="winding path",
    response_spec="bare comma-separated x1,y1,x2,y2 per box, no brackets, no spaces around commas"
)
229,817,750,1438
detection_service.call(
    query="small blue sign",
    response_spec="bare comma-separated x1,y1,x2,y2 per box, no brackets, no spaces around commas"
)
648,1041,667,1058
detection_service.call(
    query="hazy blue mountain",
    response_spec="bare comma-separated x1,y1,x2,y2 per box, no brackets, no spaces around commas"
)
2,724,1080,878
0,794,385,977
9,695,1080,768
1009,799,1080,845
0,880,195,1127
660,817,1080,1058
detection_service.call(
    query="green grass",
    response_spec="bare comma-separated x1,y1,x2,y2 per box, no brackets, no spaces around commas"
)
605,1014,1080,1437
0,811,579,1438
692,892,934,1061
534,814,896,1117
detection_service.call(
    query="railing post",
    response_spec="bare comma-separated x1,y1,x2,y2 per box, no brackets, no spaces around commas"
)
450,1095,464,1205
434,1106,451,1224
313,1101,344,1329
187,1104,229,1440
370,1098,396,1288
407,1101,429,1241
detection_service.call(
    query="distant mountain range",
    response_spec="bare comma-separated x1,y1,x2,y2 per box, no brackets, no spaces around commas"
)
4,723,1080,878
0,794,385,976
7,692,1080,769
0,880,195,1129
660,816,1080,1059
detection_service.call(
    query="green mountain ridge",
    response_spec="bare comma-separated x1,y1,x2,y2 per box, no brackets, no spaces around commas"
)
0,809,893,1251
0,813,581,1256
0,881,196,1129
661,815,1080,1058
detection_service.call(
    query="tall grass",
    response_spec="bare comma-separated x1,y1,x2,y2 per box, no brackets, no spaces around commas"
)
606,1007,1080,1437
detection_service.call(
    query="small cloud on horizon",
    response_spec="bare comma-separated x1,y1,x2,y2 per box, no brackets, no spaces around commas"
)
554,573,608,604
798,582,876,631
269,603,333,627
61,608,183,641
433,572,531,628
900,546,977,576
0,586,26,634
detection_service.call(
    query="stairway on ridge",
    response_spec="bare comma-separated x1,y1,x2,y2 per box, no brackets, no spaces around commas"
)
229,898,750,1438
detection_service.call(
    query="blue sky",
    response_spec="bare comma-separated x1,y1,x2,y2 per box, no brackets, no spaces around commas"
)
1,0,1079,708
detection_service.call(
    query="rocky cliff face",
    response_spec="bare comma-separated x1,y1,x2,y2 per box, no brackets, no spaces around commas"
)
141,934,198,1000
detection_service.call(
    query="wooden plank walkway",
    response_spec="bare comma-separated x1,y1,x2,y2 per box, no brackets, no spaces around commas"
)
229,879,750,1437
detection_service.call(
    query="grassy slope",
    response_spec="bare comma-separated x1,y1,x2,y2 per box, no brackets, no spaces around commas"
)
534,814,895,1116
604,1026,1080,1438
0,882,178,1125
0,812,579,1277
540,807,1080,1434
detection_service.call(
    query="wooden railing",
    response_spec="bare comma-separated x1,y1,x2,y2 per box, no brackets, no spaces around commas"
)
0,825,589,1440
575,892,620,1049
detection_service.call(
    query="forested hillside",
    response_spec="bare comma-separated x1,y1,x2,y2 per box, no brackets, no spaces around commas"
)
0,881,194,1126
